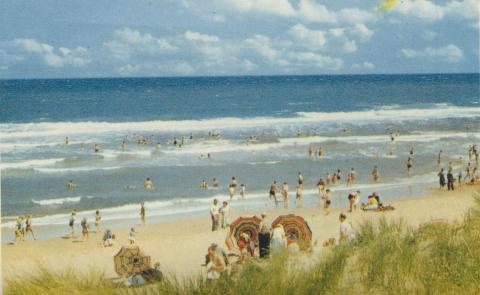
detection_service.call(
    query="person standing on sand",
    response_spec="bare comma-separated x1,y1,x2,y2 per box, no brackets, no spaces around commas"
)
95,210,101,232
24,214,36,240
353,191,361,211
347,193,355,212
210,199,220,231
69,210,77,237
140,202,146,225
81,218,89,241
14,216,25,243
128,227,137,245
438,168,446,189
322,189,332,215
407,157,413,174
220,201,230,229
447,169,455,191
240,184,246,199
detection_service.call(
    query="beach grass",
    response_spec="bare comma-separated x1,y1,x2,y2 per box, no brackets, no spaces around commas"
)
5,195,480,295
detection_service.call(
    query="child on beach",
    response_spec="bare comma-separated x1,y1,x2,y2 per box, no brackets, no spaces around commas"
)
81,218,89,241
13,216,25,244
128,227,137,245
24,214,36,240
322,189,331,215
69,210,77,237
339,213,356,244
95,210,101,232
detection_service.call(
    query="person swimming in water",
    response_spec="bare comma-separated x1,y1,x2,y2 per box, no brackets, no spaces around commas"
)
67,180,77,190
372,166,380,182
65,137,69,145
144,178,153,190
94,144,100,153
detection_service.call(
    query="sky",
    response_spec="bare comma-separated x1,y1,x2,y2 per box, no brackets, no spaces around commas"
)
0,0,478,79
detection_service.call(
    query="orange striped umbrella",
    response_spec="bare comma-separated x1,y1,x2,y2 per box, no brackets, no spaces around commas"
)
114,246,151,276
271,214,312,250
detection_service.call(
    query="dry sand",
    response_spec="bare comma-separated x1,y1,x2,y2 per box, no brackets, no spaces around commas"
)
2,184,479,284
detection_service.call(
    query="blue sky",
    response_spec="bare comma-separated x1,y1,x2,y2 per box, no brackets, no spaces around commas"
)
0,0,478,78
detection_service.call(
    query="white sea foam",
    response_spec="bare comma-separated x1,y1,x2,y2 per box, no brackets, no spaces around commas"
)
1,106,479,140
0,158,64,170
32,196,83,206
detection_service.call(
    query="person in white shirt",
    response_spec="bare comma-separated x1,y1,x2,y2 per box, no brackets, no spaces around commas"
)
339,213,356,244
210,199,220,231
220,201,230,229
271,224,286,251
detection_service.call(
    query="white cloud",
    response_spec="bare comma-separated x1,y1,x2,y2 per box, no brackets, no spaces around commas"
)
115,64,141,75
287,24,326,49
104,28,176,60
228,0,296,16
184,31,220,42
297,0,338,23
329,28,345,38
342,39,358,53
352,23,374,41
14,38,90,68
244,35,282,62
401,44,464,62
393,0,479,22
174,62,195,75
352,61,376,70
338,8,375,24
289,51,344,70
241,59,257,72
211,14,226,22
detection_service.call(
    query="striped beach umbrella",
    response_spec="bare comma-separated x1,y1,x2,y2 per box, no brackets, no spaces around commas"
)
114,246,151,276
271,214,312,250
226,216,262,250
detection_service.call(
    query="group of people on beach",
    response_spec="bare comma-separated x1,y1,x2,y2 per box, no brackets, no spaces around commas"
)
209,199,231,231
12,214,36,244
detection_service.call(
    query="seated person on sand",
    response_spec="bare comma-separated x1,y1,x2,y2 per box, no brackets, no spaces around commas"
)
204,243,229,267
361,194,379,211
339,213,356,244
103,229,115,247
126,262,162,287
287,233,300,254
206,244,226,280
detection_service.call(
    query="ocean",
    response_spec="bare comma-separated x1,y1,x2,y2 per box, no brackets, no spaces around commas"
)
1,74,479,240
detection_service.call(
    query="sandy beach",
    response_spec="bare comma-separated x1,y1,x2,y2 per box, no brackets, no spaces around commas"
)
2,184,479,285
